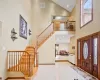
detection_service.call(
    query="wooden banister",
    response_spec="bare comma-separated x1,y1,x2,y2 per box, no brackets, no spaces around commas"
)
7,46,38,77
7,51,30,76
37,23,54,48
38,23,53,37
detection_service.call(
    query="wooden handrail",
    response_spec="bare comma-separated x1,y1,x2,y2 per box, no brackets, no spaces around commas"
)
8,51,29,53
38,23,53,37
37,22,54,48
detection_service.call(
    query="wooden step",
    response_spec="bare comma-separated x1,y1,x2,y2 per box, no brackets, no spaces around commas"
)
6,77,25,80
6,72,25,80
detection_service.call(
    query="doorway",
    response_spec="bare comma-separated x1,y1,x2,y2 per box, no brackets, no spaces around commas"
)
77,32,100,78
55,44,59,57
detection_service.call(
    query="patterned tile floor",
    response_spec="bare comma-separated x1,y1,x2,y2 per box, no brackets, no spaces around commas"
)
71,66,98,80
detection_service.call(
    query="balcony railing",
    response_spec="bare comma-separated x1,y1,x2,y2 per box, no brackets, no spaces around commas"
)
54,21,76,31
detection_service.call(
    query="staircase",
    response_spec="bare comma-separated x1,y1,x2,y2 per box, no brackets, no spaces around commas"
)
37,21,75,48
6,21,75,79
37,23,54,48
6,46,38,79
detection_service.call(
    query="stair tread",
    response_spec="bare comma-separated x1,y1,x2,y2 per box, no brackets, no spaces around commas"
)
7,77,25,80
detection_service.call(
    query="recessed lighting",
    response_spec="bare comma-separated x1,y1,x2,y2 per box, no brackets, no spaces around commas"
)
62,36,65,38
67,5,69,8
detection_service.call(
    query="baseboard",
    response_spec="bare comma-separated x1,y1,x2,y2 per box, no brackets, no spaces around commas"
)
67,60,76,65
39,63,55,65
55,60,68,62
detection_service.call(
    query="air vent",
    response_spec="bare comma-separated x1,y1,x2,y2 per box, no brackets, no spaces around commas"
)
40,2,45,8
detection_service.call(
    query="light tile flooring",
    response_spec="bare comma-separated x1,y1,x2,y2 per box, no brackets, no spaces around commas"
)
32,62,98,80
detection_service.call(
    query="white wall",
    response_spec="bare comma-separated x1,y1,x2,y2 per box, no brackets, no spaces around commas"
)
38,34,55,64
68,36,75,54
69,0,100,64
31,0,69,46
58,44,69,53
58,42,75,54
0,0,32,79
75,0,100,39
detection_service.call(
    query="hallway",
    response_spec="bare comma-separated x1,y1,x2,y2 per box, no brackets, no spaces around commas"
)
32,62,97,80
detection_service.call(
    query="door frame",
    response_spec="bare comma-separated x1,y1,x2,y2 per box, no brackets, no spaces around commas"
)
92,32,99,77
81,35,93,74
77,31,100,78
98,31,100,79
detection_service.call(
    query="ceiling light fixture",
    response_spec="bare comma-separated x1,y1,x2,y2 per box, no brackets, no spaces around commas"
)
56,16,61,20
62,36,65,38
67,5,69,8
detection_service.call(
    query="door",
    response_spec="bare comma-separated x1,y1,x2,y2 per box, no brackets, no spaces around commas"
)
54,21,60,31
55,44,59,57
81,36,92,74
59,23,65,31
92,34,98,77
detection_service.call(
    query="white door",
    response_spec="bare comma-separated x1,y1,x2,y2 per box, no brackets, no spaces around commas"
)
60,23,65,31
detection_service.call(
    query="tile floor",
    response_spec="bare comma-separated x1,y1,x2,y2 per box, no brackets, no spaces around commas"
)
32,62,98,80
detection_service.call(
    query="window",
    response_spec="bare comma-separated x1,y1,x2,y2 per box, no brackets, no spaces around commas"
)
81,0,93,28
93,38,97,65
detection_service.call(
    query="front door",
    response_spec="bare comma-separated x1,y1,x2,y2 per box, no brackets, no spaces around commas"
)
81,36,92,74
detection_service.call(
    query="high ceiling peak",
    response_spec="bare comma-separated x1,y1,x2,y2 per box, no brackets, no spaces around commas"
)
51,0,76,12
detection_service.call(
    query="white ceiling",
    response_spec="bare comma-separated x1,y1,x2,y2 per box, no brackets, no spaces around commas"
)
55,31,74,44
51,0,76,12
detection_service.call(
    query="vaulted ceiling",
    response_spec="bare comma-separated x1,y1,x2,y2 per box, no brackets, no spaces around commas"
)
51,0,76,12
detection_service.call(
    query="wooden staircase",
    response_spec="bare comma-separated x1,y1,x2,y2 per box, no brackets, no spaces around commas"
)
37,23,54,48
6,23,54,79
6,21,75,79
37,31,54,48
37,21,75,48
7,46,38,79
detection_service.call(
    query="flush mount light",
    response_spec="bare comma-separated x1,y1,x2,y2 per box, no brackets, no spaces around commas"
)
62,36,65,38
67,5,69,8
56,16,61,20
